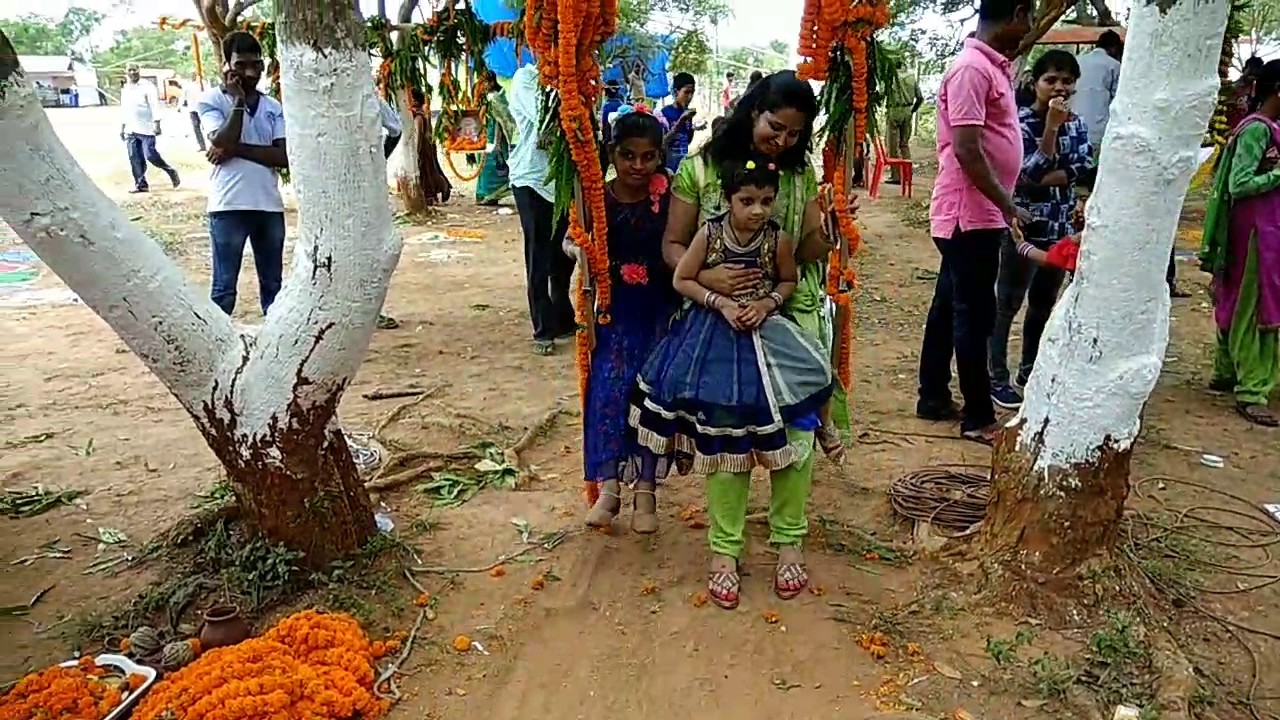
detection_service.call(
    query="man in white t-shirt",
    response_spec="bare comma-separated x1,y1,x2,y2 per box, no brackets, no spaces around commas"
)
119,63,180,193
196,32,288,316
378,94,403,158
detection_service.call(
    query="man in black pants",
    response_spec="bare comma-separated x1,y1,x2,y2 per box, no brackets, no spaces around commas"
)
509,64,575,355
916,0,1034,445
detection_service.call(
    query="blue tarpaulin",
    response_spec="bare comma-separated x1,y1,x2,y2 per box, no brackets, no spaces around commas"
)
474,0,673,96
483,37,535,79
473,0,519,22
601,33,674,99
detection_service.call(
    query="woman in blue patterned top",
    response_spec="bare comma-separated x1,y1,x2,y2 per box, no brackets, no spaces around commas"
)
989,50,1093,410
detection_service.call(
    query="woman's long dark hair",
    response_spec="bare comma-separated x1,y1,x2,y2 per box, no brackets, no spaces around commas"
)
1251,59,1280,111
702,70,817,173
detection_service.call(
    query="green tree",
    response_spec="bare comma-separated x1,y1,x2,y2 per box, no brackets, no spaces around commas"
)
94,27,217,83
0,8,105,61
720,40,791,75
617,0,728,74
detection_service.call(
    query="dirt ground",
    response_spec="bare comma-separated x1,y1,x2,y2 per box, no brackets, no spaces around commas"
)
3,107,1280,719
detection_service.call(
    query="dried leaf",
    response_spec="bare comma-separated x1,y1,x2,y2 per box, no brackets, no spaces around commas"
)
1018,699,1049,708
953,710,976,720
762,611,781,624
933,661,963,680
691,591,709,608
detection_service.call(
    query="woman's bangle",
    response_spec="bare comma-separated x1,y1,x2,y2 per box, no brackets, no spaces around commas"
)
704,291,719,309
1017,242,1034,259
769,292,784,310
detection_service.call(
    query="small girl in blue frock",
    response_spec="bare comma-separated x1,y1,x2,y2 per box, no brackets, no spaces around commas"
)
578,108,678,533
630,156,834,475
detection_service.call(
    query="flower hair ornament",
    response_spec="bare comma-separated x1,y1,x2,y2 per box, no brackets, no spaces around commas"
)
744,160,777,171
609,102,669,130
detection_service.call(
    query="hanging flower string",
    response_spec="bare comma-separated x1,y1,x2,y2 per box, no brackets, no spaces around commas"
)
525,0,617,505
797,0,889,392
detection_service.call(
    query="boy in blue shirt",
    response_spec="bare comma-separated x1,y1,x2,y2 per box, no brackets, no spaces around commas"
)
660,72,705,172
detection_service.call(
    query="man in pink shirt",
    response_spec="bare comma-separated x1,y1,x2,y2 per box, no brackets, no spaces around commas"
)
917,0,1034,445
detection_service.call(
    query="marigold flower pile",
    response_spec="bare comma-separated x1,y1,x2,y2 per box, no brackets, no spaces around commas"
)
797,0,889,389
0,657,127,720
131,610,389,720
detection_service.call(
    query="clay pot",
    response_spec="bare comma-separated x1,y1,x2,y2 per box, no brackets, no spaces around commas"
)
198,605,250,650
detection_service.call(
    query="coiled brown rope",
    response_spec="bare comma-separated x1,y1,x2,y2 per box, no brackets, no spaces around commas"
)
888,464,990,536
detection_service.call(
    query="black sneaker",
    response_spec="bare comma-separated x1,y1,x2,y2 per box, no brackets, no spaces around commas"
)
168,170,181,189
991,383,1023,410
1012,371,1030,390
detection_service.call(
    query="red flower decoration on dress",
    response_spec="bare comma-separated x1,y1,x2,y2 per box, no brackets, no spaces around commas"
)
648,173,669,213
620,263,649,286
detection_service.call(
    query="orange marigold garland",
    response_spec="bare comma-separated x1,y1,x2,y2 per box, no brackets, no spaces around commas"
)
132,611,389,720
0,659,124,720
799,0,889,392
524,0,617,505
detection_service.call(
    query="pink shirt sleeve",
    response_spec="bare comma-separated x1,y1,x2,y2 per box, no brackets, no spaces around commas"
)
944,65,991,127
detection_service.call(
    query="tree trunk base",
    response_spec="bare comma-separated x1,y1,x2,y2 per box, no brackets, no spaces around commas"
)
205,413,376,569
978,421,1132,618
398,175,431,214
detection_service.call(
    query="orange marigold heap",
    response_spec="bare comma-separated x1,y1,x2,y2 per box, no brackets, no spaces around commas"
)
0,659,123,720
132,611,388,720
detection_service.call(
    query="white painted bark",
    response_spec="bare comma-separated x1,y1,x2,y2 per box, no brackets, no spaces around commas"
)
1016,0,1231,476
0,24,397,513
395,103,425,203
233,41,400,438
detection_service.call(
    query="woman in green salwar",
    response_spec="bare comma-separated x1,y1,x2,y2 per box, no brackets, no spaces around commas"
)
476,71,517,206
1200,60,1280,427
661,70,858,605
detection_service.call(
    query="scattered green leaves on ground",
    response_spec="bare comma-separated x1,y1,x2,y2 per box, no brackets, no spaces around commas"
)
191,482,236,510
414,440,518,507
1,485,85,518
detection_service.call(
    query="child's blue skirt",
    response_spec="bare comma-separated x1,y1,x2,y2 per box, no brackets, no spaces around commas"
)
629,304,833,474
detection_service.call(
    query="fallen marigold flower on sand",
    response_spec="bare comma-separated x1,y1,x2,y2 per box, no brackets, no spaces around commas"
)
490,565,507,578
413,593,431,607
452,635,473,652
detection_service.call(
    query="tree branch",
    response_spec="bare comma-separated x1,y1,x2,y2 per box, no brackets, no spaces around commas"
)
0,38,238,415
396,0,419,24
225,0,265,26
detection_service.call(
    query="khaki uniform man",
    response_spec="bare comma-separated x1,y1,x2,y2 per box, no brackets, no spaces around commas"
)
885,67,924,183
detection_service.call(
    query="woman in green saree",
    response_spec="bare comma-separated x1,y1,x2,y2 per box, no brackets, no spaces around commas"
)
476,71,517,206
660,70,858,606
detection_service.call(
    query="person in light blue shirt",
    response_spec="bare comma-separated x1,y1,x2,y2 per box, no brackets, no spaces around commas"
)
509,63,575,355
1072,30,1122,148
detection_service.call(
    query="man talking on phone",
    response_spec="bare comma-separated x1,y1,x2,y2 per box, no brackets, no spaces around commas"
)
660,72,706,173
196,31,289,318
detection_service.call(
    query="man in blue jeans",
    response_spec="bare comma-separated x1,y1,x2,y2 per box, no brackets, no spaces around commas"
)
196,32,289,316
119,63,180,193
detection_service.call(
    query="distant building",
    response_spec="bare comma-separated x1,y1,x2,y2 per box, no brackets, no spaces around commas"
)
17,55,102,108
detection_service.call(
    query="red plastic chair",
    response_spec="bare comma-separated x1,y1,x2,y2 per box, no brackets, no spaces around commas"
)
869,135,913,199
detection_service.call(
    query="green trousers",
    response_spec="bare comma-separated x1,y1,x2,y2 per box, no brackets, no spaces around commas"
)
706,427,815,559
1212,237,1280,405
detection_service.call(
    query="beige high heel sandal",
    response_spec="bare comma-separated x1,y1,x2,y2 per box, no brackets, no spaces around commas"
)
631,488,658,534
584,488,621,527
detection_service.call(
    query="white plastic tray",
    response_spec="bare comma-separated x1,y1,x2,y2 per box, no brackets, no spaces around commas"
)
58,653,159,720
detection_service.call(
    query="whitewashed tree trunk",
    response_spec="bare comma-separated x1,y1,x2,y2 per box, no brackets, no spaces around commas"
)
981,0,1231,578
395,103,430,213
0,0,401,567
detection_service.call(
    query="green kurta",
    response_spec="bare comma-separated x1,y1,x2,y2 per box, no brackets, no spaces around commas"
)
1201,121,1280,405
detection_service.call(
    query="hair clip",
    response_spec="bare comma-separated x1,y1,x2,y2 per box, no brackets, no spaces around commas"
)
745,160,757,170
767,162,777,171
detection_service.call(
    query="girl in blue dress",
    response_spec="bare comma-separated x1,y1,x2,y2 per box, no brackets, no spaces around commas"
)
580,109,678,533
630,157,834,476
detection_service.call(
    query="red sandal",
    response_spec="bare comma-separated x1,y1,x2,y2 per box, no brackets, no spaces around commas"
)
774,561,809,600
708,558,740,610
